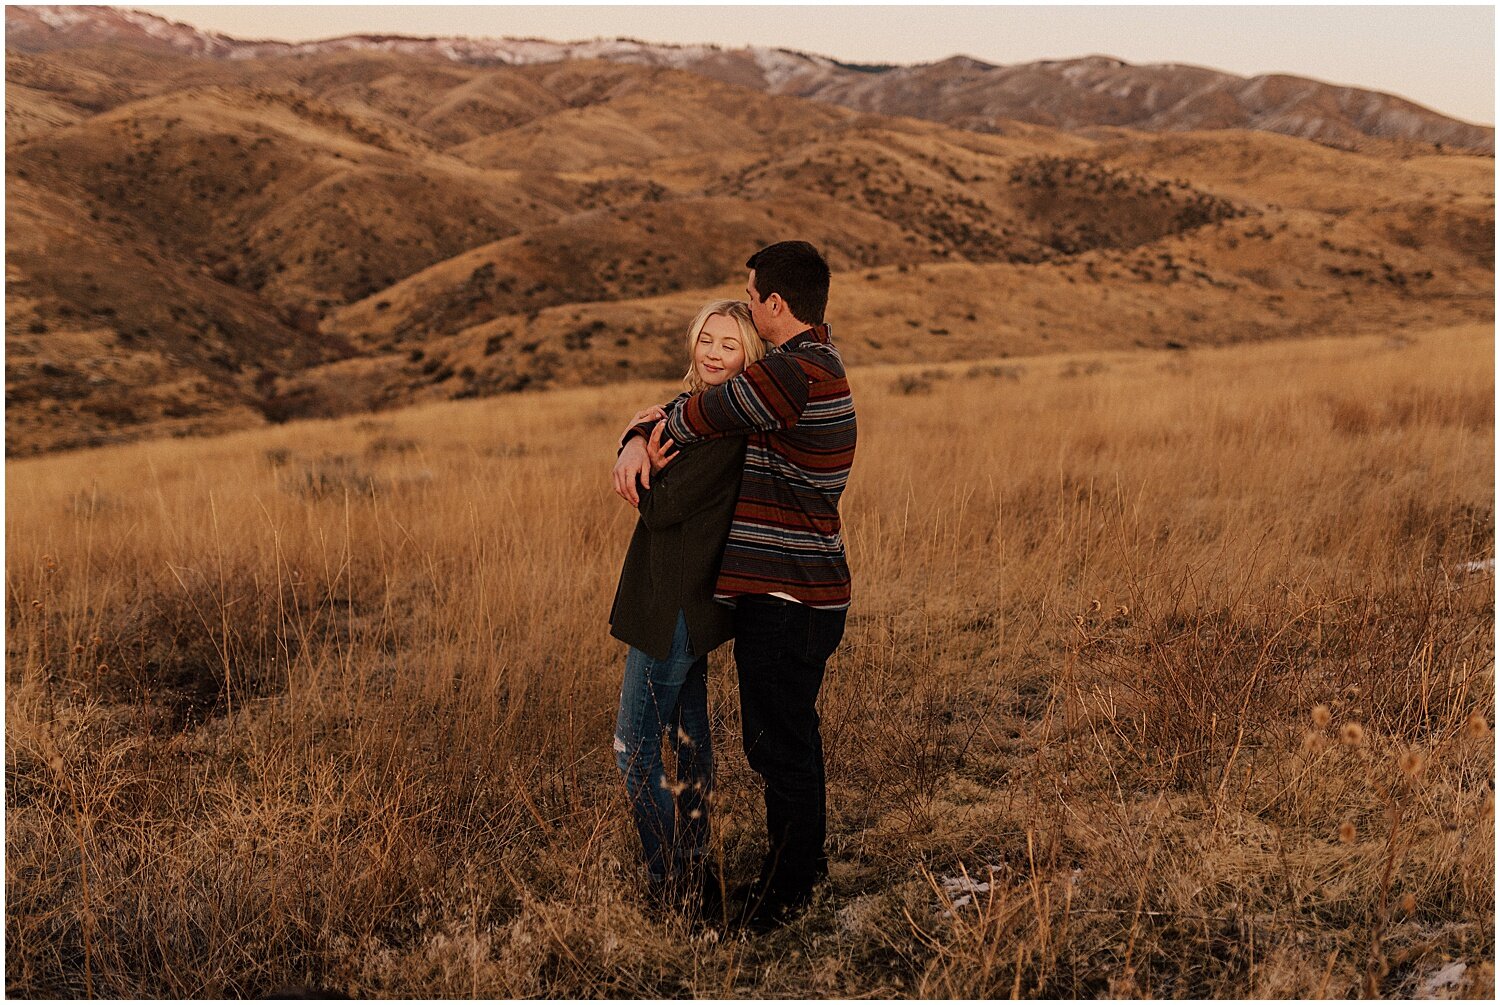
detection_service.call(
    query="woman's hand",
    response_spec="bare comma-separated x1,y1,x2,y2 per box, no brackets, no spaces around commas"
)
613,438,652,506
646,419,679,474
622,405,667,442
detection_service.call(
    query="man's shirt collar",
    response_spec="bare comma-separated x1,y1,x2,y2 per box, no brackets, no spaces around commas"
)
771,323,832,354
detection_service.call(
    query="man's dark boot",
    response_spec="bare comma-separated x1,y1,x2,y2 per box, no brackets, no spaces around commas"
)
731,854,820,934
737,881,813,934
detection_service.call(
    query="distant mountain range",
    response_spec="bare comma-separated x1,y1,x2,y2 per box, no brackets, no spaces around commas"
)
4,4,1494,456
7,4,1493,152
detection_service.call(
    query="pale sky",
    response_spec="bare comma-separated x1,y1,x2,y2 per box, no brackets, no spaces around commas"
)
131,4,1495,126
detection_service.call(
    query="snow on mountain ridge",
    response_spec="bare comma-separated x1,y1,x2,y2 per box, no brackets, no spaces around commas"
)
17,4,241,56
116,7,187,41
14,4,842,76
8,3,1491,149
32,5,88,29
209,27,734,69
750,46,831,87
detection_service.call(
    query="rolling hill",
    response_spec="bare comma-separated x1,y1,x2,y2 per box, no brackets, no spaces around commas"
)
4,8,1494,455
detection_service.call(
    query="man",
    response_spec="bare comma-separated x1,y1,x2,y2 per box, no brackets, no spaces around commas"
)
613,241,856,931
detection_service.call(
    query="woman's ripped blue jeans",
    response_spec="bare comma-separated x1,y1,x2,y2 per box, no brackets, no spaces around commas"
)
613,610,713,882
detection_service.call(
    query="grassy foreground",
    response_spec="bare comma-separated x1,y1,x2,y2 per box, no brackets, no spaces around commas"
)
6,323,1494,997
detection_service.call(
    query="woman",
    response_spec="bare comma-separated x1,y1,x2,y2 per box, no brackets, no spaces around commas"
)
608,299,764,907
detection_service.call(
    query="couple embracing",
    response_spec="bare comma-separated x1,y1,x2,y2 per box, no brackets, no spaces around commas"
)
607,241,856,933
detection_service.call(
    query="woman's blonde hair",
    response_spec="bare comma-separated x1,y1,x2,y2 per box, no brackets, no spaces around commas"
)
682,299,765,393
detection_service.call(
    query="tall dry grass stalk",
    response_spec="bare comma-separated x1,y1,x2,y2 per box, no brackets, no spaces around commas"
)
6,323,1494,997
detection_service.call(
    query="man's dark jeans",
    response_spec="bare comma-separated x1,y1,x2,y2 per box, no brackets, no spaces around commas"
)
733,594,847,899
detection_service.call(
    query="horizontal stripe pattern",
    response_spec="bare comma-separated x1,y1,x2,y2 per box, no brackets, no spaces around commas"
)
639,324,856,609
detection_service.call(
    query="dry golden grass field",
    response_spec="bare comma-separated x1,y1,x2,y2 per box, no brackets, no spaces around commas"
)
5,322,1495,998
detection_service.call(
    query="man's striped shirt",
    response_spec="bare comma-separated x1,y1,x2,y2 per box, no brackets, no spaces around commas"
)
625,323,856,610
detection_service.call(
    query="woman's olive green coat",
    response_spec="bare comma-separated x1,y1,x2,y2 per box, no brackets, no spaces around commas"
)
608,434,746,662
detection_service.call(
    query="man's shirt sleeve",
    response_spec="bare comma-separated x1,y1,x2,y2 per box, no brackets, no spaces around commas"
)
665,353,810,445
617,391,692,454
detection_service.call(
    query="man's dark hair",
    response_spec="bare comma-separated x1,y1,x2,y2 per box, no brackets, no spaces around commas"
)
746,241,830,325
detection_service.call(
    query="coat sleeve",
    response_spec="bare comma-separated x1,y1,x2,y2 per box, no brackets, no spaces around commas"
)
664,352,810,445
636,435,745,531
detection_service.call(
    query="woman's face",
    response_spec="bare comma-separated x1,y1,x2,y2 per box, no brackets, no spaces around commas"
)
694,313,749,386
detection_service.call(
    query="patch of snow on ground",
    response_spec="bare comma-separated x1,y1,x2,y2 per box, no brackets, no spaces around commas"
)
940,873,993,895
935,866,1001,917
1459,557,1495,574
1418,960,1467,999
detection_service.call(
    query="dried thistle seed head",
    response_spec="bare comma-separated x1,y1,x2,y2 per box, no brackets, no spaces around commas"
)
1339,820,1357,844
96,663,108,673
1398,749,1426,778
71,642,85,655
31,600,42,609
1088,600,1101,613
676,726,693,746
1115,605,1130,617
1398,892,1417,915
1466,712,1489,738
1312,704,1332,728
1302,731,1328,754
1340,722,1365,746
90,635,101,646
